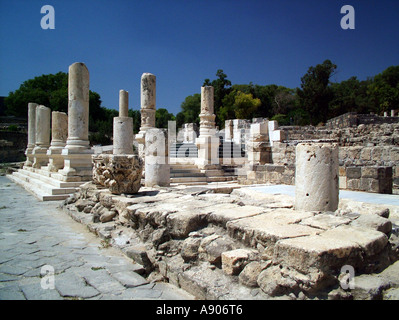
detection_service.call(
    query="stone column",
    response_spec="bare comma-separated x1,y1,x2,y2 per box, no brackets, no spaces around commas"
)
136,73,156,159
57,62,93,182
195,86,220,169
247,122,271,166
295,143,339,212
391,110,396,117
224,120,233,142
32,105,51,169
24,103,38,167
46,111,68,172
113,90,134,155
145,128,170,187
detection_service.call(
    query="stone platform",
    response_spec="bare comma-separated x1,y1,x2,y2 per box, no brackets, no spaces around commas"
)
7,169,86,201
62,182,399,300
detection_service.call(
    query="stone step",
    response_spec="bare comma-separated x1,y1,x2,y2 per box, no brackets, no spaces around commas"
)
170,172,205,178
18,168,83,188
170,176,208,183
7,173,71,201
12,171,78,196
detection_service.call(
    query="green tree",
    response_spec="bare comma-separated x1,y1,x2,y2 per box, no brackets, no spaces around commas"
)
4,72,103,125
128,109,141,134
329,77,372,117
367,66,399,114
297,60,337,125
176,93,201,128
233,91,261,119
156,108,175,128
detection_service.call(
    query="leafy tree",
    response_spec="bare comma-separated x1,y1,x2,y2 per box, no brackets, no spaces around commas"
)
156,108,175,128
297,60,337,125
329,77,372,117
367,66,399,114
4,72,103,125
128,109,141,134
233,91,261,119
176,93,201,128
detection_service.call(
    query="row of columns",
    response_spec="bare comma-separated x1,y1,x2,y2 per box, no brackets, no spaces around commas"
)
24,63,92,182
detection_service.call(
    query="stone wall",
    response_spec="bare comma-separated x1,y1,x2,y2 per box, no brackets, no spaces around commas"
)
0,131,27,163
326,112,398,129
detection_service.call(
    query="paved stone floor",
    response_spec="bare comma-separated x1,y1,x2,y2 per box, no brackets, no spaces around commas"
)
0,176,194,300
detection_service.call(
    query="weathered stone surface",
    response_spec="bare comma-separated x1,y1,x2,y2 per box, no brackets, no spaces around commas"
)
181,237,201,262
221,249,255,275
274,225,388,275
238,261,264,287
350,214,392,235
201,236,236,266
351,274,390,300
92,154,143,195
299,213,352,230
295,143,339,212
207,203,265,227
227,210,320,255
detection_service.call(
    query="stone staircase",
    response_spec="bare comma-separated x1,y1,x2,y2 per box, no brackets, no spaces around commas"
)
170,164,238,186
7,169,84,201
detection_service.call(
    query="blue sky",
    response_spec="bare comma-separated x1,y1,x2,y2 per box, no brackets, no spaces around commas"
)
1,0,398,116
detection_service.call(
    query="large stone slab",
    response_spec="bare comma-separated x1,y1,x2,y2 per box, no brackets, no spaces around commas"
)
226,210,320,255
273,225,388,274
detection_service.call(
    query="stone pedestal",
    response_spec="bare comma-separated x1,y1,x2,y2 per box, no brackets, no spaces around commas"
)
136,73,156,159
58,62,93,182
46,111,68,172
195,86,220,170
113,90,134,155
92,154,143,194
145,128,170,187
247,122,271,165
295,143,339,212
32,105,51,169
24,103,38,167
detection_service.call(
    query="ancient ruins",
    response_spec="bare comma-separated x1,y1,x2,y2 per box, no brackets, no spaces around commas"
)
7,62,399,300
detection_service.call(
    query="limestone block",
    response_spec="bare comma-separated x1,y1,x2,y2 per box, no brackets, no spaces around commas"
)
221,249,255,275
295,143,339,212
92,154,143,194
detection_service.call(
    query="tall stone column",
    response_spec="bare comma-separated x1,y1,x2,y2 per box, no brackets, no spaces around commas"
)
295,143,339,212
136,73,156,159
145,128,170,187
113,90,134,155
57,62,93,182
24,103,38,168
46,111,68,172
195,86,220,169
32,105,51,169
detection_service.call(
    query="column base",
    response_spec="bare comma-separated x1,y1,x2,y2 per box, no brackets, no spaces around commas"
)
55,148,94,182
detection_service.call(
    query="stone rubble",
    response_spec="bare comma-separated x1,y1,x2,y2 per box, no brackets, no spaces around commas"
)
63,182,399,300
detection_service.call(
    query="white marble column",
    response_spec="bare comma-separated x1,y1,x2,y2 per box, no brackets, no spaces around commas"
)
136,73,156,159
145,128,170,187
57,62,93,182
32,105,51,169
113,90,134,155
24,103,38,167
195,86,220,169
295,143,339,212
46,111,68,172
